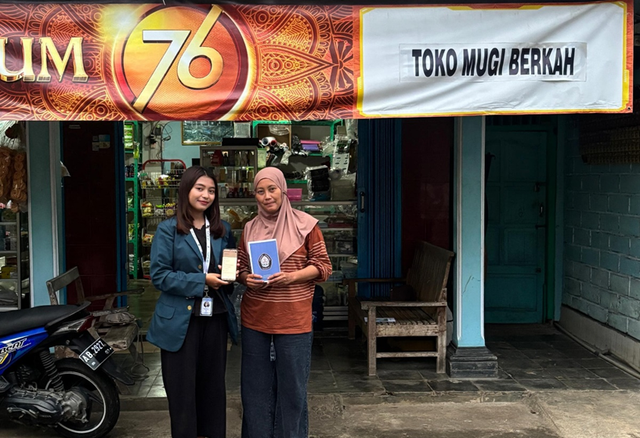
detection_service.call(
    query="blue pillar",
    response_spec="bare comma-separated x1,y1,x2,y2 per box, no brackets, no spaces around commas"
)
27,122,63,307
447,116,497,378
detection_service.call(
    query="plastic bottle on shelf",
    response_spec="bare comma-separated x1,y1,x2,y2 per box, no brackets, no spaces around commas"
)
220,184,228,198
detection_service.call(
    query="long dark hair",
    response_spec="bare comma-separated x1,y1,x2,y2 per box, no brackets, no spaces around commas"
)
175,166,225,238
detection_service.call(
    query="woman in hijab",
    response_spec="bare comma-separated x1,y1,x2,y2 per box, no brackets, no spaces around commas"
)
238,167,331,438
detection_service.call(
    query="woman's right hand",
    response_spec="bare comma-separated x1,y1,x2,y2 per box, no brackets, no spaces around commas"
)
205,273,229,290
245,273,268,290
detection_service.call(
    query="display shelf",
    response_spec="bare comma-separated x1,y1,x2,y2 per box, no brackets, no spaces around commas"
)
201,145,258,199
319,227,356,232
323,305,348,321
0,210,28,311
124,121,142,279
252,120,343,143
295,201,355,206
136,159,185,276
219,199,356,206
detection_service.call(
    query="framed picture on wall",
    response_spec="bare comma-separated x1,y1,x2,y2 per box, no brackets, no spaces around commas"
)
182,121,234,145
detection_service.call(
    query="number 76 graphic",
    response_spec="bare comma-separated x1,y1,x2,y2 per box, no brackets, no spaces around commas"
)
132,6,224,113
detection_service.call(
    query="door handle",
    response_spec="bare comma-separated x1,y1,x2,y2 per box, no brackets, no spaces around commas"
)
358,191,365,213
539,203,544,217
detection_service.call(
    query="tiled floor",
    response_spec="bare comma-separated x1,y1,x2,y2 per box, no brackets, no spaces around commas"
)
119,281,640,400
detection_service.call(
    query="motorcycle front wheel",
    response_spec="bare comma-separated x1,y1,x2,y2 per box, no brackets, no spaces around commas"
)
43,358,121,438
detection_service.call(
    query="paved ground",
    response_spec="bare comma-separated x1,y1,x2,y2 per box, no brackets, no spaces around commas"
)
3,391,640,438
3,324,640,437
105,324,640,403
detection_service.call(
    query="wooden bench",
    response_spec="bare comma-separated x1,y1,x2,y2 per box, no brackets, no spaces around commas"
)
344,241,454,376
46,267,146,378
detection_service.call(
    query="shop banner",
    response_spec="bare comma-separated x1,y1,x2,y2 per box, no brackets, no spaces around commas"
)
360,3,632,116
0,1,631,121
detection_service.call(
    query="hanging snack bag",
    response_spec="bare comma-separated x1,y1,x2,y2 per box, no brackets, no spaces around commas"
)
10,151,27,203
0,147,14,203
141,201,154,217
164,203,176,217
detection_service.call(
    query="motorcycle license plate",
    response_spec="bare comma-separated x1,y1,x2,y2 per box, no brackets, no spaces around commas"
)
79,337,114,371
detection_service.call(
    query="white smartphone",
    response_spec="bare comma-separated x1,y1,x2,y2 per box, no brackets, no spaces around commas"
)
220,249,238,282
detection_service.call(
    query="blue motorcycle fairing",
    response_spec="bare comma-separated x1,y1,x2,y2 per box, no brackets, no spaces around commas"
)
0,327,48,375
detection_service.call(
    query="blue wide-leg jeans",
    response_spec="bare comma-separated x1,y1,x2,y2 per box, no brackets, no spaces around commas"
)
241,326,313,438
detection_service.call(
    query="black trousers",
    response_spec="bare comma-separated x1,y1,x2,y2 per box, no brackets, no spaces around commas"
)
161,313,228,438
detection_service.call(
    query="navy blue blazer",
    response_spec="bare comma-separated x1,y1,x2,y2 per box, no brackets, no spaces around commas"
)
147,216,238,352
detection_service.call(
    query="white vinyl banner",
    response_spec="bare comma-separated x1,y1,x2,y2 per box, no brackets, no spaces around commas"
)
359,2,631,116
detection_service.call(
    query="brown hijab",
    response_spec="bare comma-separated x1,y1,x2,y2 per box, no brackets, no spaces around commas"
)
243,167,318,263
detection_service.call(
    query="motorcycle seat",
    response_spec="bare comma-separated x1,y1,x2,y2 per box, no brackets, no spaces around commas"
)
0,305,89,338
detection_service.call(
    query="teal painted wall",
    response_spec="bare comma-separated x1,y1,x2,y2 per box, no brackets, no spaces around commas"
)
154,122,199,165
563,117,640,341
27,122,62,307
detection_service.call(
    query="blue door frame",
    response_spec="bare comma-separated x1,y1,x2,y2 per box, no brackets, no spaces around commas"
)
356,119,403,297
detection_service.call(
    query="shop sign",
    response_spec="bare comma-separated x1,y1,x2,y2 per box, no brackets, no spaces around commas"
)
0,1,631,121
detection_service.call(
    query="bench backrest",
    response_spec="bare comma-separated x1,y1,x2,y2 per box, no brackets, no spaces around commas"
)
46,267,85,305
405,241,455,302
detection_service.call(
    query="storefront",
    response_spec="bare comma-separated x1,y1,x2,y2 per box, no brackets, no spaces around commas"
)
0,0,633,376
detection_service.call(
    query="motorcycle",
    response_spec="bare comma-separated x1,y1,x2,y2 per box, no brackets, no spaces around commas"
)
0,301,134,438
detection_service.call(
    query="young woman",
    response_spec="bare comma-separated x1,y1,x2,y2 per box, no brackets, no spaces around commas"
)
238,167,332,438
148,166,237,438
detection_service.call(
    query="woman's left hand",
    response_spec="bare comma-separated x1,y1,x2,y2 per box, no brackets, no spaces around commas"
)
266,272,295,286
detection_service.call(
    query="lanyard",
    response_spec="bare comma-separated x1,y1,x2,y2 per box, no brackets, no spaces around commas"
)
189,217,211,278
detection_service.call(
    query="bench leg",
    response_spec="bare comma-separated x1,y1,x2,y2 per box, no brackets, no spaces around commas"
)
367,307,377,376
437,309,447,373
436,333,446,373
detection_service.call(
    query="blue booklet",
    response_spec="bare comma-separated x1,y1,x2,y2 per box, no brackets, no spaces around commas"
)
248,239,281,282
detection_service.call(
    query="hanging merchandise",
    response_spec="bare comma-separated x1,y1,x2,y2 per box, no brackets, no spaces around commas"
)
10,151,28,209
305,165,331,201
0,147,14,203
0,122,28,211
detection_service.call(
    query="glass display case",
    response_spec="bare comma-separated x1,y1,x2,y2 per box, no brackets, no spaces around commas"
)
200,145,259,199
0,208,29,311
138,159,185,278
200,121,356,322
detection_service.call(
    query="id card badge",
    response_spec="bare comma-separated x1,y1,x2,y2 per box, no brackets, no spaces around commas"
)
200,296,213,317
